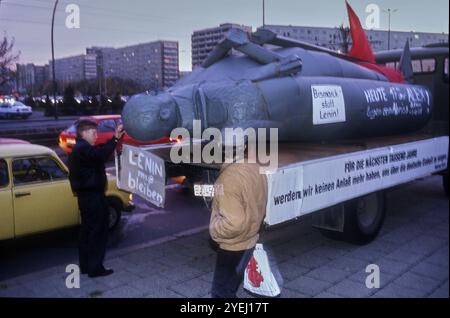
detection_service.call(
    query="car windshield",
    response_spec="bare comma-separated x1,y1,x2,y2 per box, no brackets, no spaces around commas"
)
66,124,77,134
65,118,117,134
13,102,25,107
98,119,116,132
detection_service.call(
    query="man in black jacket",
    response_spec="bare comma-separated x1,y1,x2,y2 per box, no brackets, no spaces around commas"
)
68,119,124,278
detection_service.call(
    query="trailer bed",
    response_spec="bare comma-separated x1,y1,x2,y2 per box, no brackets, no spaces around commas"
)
117,133,448,226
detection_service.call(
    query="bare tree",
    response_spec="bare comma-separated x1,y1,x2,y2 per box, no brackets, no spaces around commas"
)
338,24,351,54
0,33,21,87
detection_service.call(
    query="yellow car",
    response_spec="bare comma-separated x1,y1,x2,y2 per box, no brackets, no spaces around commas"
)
0,143,134,241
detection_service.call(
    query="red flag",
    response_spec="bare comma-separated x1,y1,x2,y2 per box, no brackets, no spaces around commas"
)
346,1,375,63
345,1,404,82
358,62,405,83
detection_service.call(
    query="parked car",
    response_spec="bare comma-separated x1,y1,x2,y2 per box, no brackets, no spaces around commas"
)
58,115,172,154
0,143,134,241
0,101,33,119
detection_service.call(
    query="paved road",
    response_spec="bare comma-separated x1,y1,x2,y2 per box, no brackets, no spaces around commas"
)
0,139,210,281
0,140,211,282
0,111,77,131
0,175,447,298
0,184,210,281
0,133,447,297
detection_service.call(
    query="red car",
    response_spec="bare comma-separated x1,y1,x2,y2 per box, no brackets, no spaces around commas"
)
58,115,171,153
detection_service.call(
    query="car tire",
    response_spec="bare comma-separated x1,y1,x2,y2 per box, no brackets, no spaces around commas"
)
320,191,386,245
107,199,122,231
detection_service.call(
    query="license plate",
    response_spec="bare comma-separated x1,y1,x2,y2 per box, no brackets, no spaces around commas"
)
193,184,223,197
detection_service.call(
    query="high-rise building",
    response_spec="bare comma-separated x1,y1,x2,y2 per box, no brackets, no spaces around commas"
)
49,53,97,82
85,47,114,95
34,65,49,88
191,23,252,69
16,63,49,95
259,25,448,52
16,63,35,93
48,40,179,92
161,41,180,88
180,71,192,79
90,40,179,90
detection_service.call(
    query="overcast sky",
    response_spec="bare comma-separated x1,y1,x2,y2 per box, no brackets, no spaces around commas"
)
1,0,448,71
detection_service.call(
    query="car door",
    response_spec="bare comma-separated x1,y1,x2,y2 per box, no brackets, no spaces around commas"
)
11,155,79,237
0,158,14,240
0,103,10,118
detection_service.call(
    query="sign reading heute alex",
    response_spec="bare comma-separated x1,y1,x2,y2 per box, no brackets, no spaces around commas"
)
118,144,166,208
265,137,449,226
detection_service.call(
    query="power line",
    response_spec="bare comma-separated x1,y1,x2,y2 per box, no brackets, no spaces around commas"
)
9,0,220,27
2,2,198,38
2,17,158,36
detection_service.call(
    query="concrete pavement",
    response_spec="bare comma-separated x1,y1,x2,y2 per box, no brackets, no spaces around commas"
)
0,175,448,298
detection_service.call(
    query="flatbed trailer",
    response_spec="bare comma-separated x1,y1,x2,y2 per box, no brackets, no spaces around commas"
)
116,133,448,244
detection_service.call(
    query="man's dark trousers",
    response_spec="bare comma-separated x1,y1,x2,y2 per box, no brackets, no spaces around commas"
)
78,192,109,275
211,248,253,298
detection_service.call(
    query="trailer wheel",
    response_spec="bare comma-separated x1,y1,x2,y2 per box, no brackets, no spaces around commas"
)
320,192,386,245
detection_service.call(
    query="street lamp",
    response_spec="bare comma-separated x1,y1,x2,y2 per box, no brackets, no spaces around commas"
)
383,8,398,50
51,0,59,120
262,0,265,27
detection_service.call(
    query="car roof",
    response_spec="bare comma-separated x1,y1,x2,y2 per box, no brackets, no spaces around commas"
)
81,115,120,122
0,138,30,145
0,144,56,158
375,46,449,61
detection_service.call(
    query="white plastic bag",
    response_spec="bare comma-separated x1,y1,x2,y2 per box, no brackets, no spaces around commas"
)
243,243,281,297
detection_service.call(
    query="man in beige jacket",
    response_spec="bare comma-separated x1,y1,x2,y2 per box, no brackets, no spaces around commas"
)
209,160,268,298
